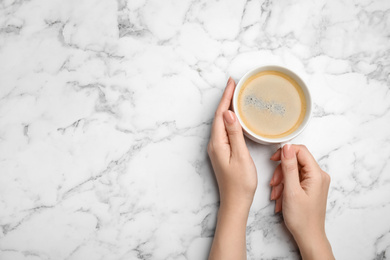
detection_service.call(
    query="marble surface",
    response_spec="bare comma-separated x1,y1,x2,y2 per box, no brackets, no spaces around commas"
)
1,0,390,259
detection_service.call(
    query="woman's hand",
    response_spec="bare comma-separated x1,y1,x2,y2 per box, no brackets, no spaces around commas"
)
270,144,335,260
207,77,257,212
208,77,257,260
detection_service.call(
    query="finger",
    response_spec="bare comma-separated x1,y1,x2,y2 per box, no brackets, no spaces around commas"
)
270,148,281,161
215,77,236,116
223,110,247,158
295,145,319,172
211,78,236,142
281,144,301,192
271,183,284,200
274,183,284,201
270,164,283,186
275,194,283,213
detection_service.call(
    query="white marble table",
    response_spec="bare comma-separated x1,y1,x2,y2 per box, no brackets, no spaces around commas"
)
1,0,390,259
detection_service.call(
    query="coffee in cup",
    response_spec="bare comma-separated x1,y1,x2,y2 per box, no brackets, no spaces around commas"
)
233,66,312,145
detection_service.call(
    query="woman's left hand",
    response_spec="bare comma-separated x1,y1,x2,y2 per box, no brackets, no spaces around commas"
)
207,77,257,212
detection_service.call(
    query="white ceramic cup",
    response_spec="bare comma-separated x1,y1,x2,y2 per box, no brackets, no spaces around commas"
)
232,65,312,145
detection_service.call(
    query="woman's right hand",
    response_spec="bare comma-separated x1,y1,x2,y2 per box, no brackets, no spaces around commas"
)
270,144,335,260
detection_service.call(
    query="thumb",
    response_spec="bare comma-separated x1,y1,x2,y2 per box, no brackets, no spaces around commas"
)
281,144,301,192
222,110,247,157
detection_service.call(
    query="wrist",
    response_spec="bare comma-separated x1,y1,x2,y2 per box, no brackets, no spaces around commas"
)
294,230,334,260
219,200,251,221
219,195,253,215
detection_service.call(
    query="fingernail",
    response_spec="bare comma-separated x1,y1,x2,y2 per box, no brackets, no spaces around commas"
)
227,77,232,85
269,176,274,186
270,187,275,200
283,144,294,159
223,110,235,125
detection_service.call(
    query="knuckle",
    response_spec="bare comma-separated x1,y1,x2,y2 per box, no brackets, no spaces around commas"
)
285,189,298,199
299,144,308,152
283,161,298,172
214,110,222,118
208,141,224,156
227,126,240,135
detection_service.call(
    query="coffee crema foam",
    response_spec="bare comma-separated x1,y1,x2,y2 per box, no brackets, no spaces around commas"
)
237,71,306,139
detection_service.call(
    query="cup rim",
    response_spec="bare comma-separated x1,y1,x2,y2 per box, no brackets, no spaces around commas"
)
232,65,313,145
